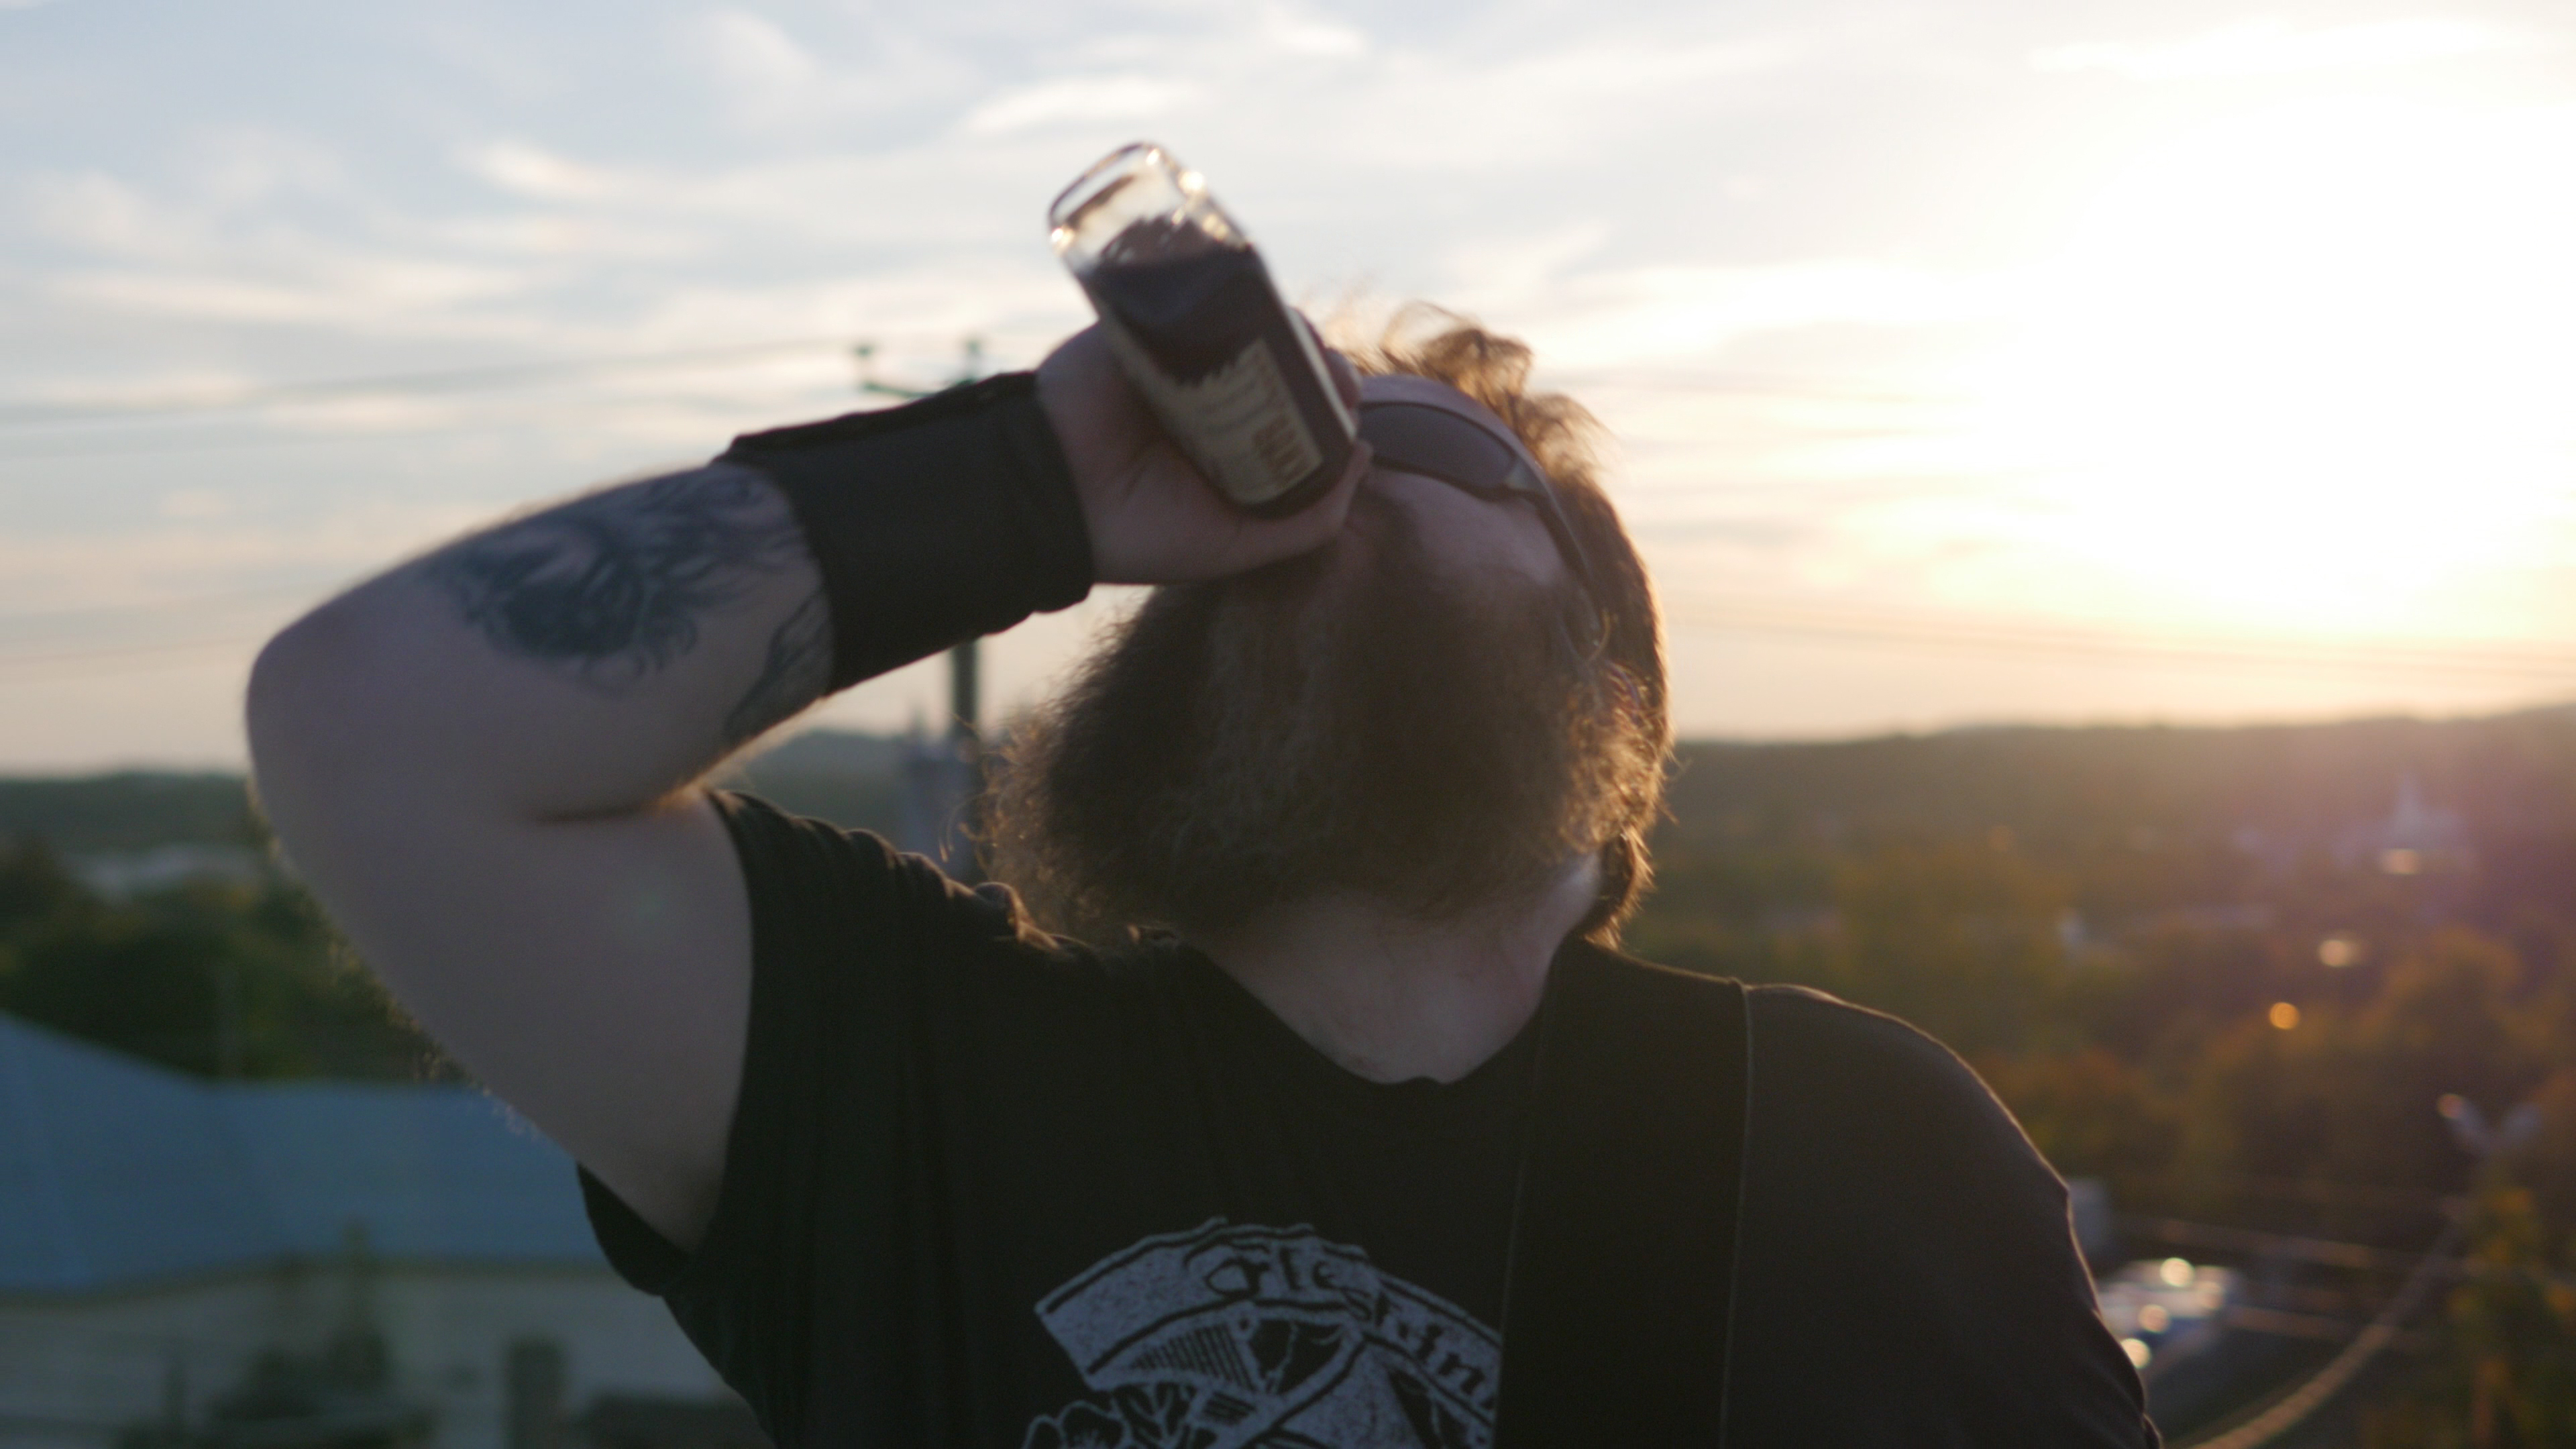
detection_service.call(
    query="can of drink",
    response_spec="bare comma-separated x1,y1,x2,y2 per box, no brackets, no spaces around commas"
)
1049,143,1356,517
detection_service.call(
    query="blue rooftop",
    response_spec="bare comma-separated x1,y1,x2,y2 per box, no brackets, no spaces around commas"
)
0,1010,603,1295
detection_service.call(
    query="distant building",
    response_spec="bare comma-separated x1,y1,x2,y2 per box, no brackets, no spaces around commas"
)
66,843,268,901
2334,773,2473,876
0,1014,746,1449
2229,771,2475,879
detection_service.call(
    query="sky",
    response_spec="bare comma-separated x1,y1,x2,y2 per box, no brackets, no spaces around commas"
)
3,0,2573,770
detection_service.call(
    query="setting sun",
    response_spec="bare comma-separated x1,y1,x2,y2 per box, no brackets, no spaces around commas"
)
1965,96,2576,637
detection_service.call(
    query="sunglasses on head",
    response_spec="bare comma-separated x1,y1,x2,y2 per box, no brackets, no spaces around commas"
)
1354,399,1607,635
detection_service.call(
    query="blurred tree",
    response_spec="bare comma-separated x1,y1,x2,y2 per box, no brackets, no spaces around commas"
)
2365,1183,2576,1449
2452,1185,2576,1447
0,841,445,1081
1975,1046,2179,1216
2505,1071,2576,1242
1817,839,2076,1055
2174,931,2554,1238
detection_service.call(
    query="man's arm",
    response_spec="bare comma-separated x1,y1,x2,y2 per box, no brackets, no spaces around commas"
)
247,331,1365,1253
248,462,822,1248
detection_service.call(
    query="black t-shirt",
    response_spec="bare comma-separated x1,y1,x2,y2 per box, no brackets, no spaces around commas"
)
582,794,2157,1447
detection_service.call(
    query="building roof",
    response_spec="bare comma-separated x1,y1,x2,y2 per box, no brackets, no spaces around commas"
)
0,1011,604,1295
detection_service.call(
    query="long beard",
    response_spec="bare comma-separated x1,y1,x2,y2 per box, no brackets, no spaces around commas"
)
986,501,1654,941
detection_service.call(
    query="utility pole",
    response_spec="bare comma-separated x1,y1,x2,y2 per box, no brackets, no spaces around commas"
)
860,338,988,876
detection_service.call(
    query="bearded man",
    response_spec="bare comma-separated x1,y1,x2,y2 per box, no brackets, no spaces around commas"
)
248,315,2156,1447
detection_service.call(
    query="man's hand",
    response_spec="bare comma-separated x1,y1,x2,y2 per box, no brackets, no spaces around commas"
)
1036,323,1371,586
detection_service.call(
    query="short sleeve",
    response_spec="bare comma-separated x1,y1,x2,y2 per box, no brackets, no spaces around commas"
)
576,790,1038,1436
1726,985,2161,1447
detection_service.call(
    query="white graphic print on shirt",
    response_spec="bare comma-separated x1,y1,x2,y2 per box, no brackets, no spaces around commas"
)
1020,1218,1500,1449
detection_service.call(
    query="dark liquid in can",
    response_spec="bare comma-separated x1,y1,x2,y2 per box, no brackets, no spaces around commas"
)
1080,219,1352,517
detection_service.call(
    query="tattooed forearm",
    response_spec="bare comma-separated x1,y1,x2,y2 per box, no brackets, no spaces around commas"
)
722,592,833,747
428,464,812,694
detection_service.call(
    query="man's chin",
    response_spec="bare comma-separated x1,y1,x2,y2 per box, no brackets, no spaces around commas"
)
989,503,1624,940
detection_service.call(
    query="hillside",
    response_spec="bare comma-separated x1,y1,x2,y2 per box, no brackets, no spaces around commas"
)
15,706,2575,863
0,771,260,851
1663,706,2576,854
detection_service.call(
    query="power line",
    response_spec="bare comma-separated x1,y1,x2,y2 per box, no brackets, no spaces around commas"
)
0,580,327,637
0,335,859,431
2175,1217,2466,1449
0,347,1951,440
1545,368,1962,406
0,633,264,682
1663,592,2576,683
0,388,862,468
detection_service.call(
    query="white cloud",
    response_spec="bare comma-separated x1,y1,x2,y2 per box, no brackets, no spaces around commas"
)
1516,260,2004,369
674,7,984,133
24,171,184,258
0,504,480,610
59,254,536,329
1313,36,1805,170
458,140,628,203
959,74,1205,135
436,212,702,260
28,133,349,262
697,9,825,125
1256,3,1366,57
2032,17,2509,80
186,127,343,207
705,9,820,89
1441,222,1617,306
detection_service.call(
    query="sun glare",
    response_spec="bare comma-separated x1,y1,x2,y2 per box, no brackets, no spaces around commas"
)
1964,97,2576,636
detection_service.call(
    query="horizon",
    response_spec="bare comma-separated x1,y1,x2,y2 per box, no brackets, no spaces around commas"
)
9,696,2573,782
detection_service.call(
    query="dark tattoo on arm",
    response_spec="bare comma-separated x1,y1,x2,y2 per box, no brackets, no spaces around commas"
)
428,464,834,743
722,592,833,746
